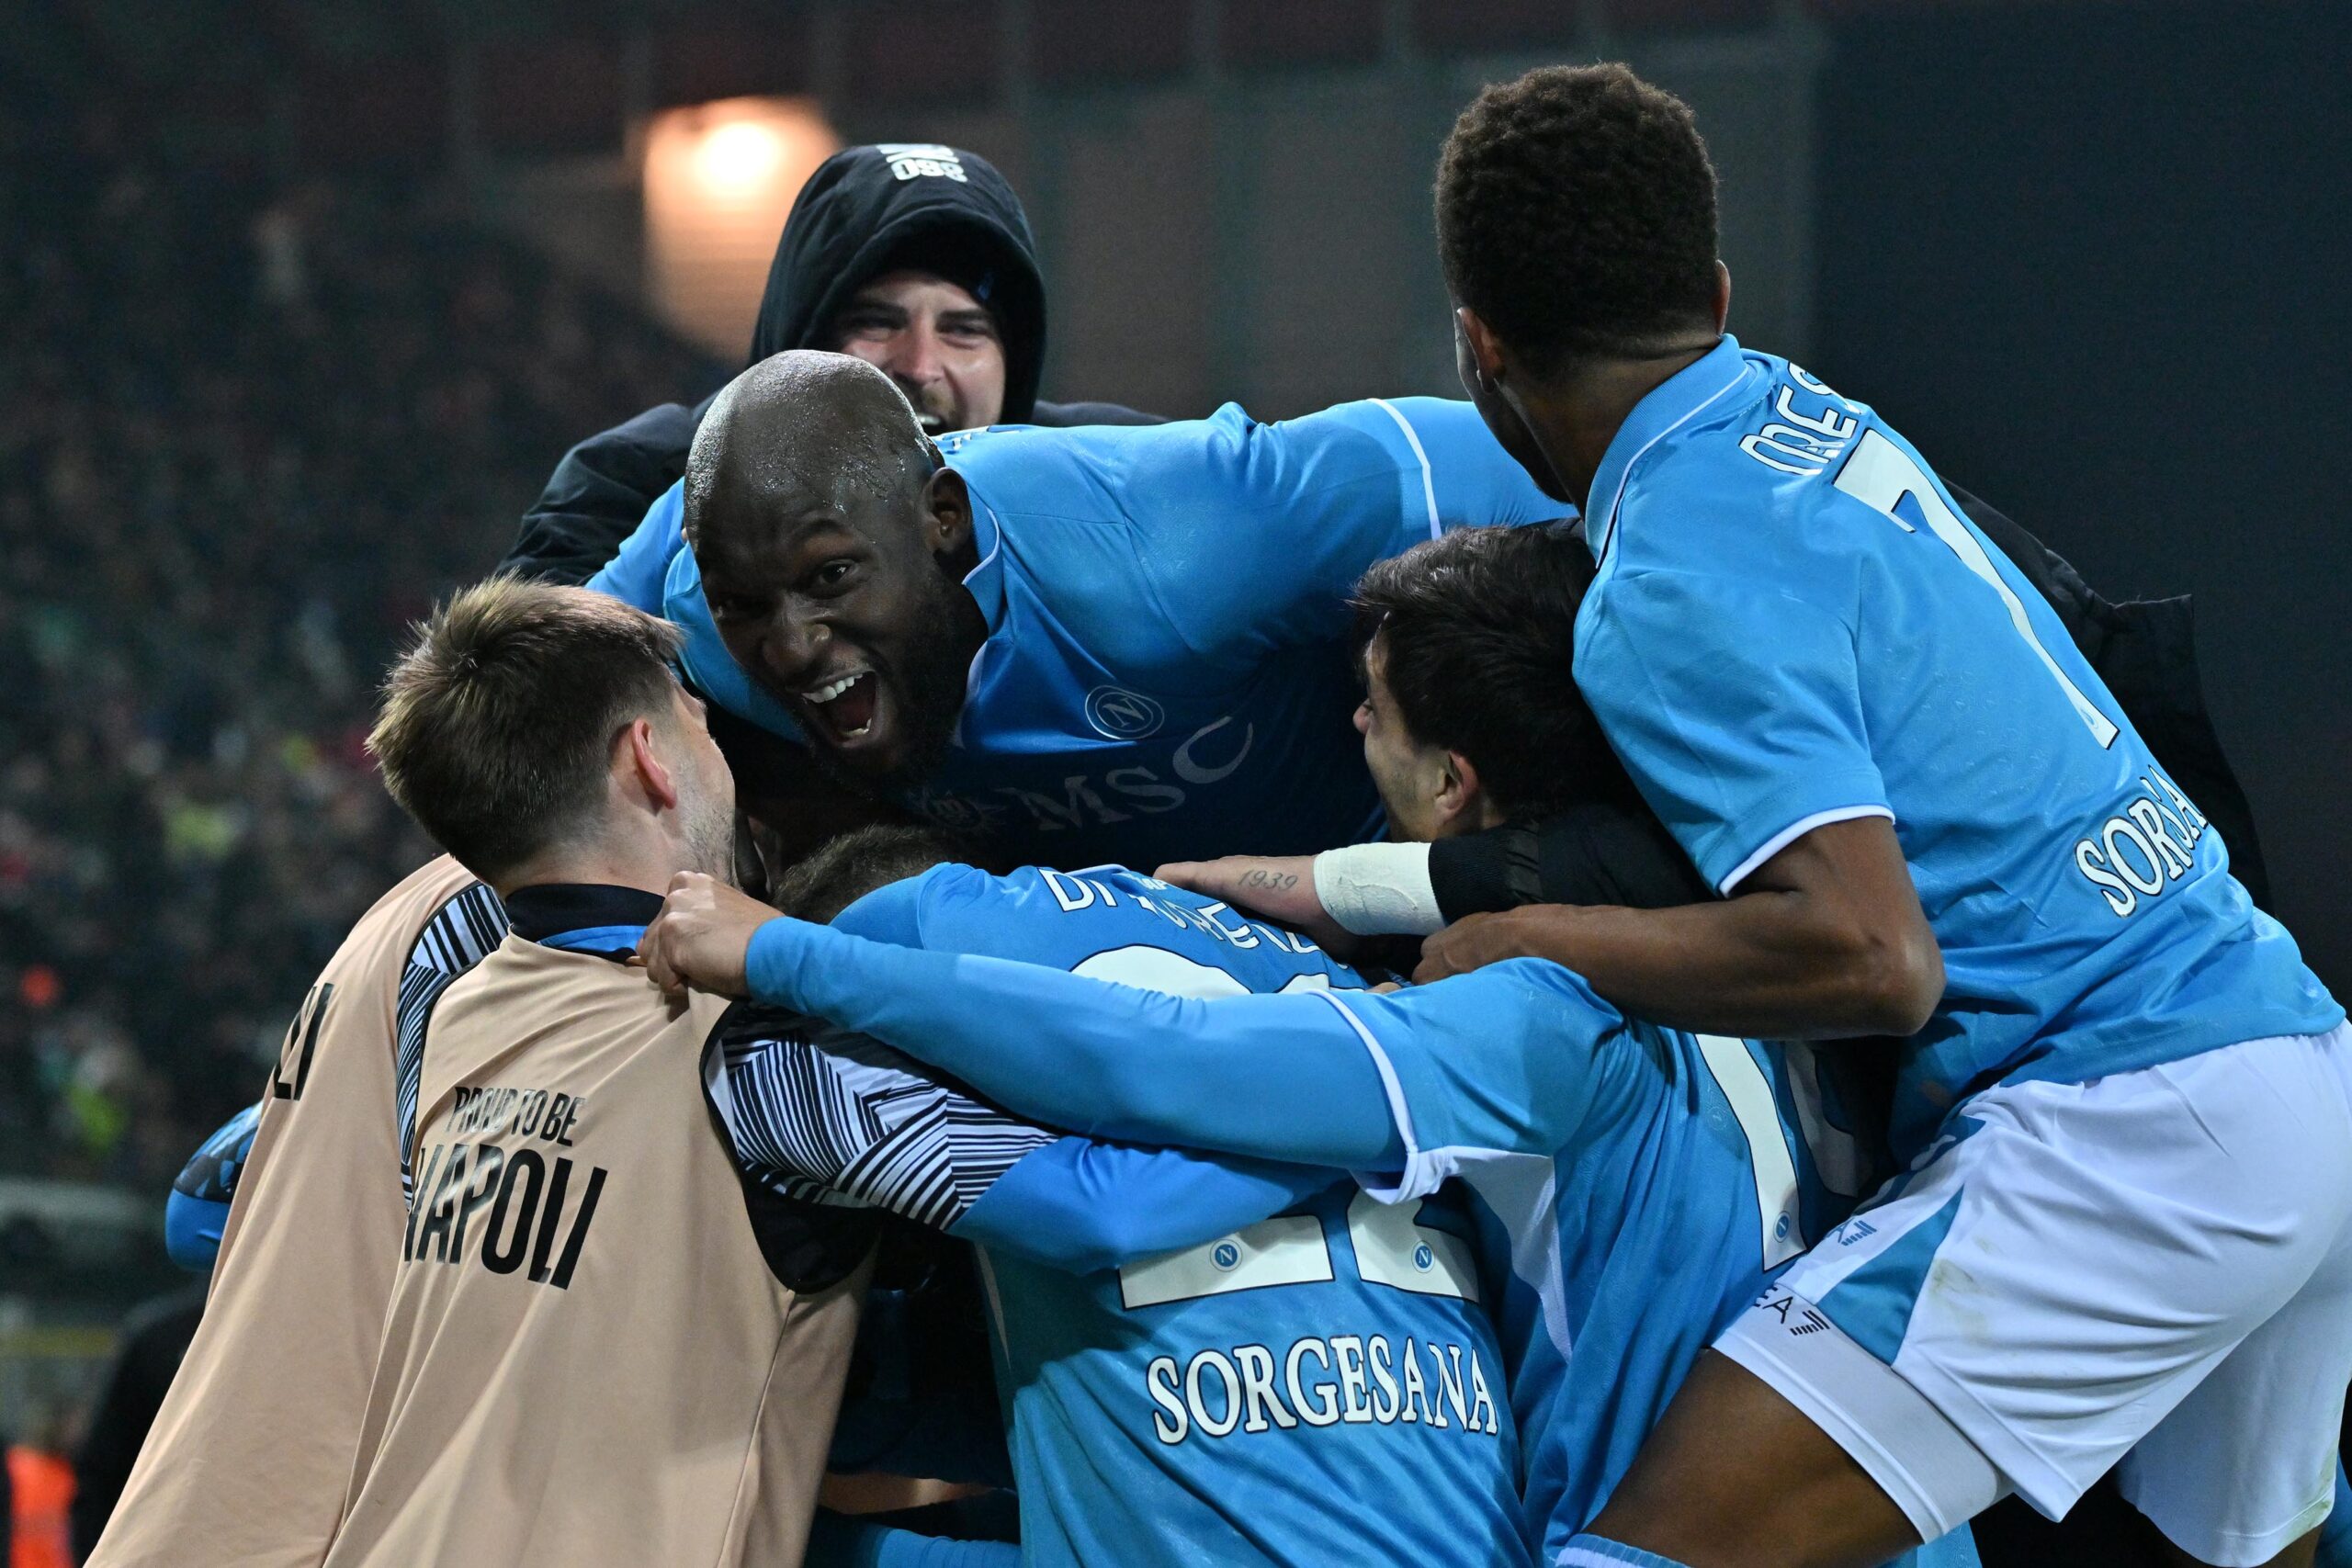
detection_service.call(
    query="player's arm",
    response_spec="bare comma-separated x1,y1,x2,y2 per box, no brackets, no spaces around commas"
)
164,1102,262,1272
1168,399,1565,652
583,479,688,611
1421,568,1942,1038
712,1020,1334,1275
712,919,1400,1168
648,875,1623,1179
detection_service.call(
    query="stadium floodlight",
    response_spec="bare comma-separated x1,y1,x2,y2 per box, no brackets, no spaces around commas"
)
644,96,840,356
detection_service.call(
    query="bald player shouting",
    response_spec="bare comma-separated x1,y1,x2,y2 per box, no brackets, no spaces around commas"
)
591,351,1558,868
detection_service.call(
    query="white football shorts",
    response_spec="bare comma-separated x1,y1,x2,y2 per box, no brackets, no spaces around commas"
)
1717,1021,2352,1567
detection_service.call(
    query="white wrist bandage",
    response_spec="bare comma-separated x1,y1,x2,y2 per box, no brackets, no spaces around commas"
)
1313,842,1443,937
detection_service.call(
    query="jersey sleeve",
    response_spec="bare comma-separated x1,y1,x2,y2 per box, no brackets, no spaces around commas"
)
1576,567,1892,893
709,1017,1326,1273
1319,961,1632,1203
584,479,687,611
1153,398,1565,653
743,916,1401,1170
1353,396,1565,537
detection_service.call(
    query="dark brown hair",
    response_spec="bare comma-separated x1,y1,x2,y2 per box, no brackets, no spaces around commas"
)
1352,524,1635,819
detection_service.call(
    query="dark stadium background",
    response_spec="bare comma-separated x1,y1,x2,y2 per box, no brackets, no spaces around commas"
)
2,0,2344,1553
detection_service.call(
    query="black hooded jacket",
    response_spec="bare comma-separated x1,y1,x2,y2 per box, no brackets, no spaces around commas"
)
503,143,1158,586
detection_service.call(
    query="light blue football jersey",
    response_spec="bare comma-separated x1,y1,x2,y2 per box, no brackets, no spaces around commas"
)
1330,963,1849,1558
742,897,1975,1567
1575,335,2340,1154
831,863,1529,1568
593,399,1560,868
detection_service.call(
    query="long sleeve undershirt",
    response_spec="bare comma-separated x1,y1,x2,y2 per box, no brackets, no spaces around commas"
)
744,917,1404,1171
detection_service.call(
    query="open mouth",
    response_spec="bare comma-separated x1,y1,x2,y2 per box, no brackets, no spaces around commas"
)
799,669,884,747
915,412,948,436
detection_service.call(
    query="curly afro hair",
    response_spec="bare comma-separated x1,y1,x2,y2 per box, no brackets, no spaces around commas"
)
1437,63,1721,374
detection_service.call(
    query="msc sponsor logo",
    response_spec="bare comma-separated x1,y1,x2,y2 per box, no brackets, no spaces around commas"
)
1145,1332,1500,1445
876,143,967,183
903,715,1257,838
1084,684,1165,740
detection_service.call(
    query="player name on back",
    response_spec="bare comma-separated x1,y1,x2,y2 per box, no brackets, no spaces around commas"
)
1146,1331,1501,1447
2073,769,2213,919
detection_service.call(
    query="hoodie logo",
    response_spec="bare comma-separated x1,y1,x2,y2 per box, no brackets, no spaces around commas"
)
877,144,967,184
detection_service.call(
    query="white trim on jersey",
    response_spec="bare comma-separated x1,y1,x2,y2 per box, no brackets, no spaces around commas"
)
1315,990,1428,1201
1716,804,1895,896
1369,398,1443,541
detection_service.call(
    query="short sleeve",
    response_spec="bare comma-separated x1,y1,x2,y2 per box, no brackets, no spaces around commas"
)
1319,960,1630,1203
585,481,687,611
1356,397,1565,539
1151,399,1563,654
1576,569,1891,894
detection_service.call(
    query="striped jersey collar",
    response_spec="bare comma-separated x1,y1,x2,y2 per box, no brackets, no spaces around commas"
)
503,884,665,959
1586,333,1758,562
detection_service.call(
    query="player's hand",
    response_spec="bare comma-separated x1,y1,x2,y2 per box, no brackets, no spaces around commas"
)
1153,854,1349,951
640,872,775,998
1412,907,1559,984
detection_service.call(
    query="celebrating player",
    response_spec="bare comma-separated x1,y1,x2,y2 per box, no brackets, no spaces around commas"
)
353,576,1526,1568
508,141,1156,588
722,828,1528,1568
588,348,1560,866
638,525,1973,1567
1408,65,2344,1568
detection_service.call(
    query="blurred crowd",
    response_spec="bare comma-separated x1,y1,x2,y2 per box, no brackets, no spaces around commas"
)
0,107,720,1190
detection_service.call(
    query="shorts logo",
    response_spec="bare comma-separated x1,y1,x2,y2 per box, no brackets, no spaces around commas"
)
1757,1288,1834,1337
1211,1241,1241,1272
1412,1243,1434,1272
1085,684,1166,740
877,143,967,183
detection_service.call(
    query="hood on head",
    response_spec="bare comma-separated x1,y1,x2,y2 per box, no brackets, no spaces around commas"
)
746,143,1047,424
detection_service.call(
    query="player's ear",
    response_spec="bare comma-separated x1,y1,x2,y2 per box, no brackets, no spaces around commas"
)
1456,307,1508,384
1434,749,1484,830
1712,261,1732,333
621,716,682,813
922,464,972,563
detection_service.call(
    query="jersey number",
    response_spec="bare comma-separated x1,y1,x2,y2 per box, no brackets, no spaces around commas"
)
1832,428,2118,747
1068,947,1481,1310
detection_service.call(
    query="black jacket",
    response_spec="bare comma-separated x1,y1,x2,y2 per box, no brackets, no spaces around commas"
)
503,143,1159,586
1428,488,2271,919
70,1287,206,1558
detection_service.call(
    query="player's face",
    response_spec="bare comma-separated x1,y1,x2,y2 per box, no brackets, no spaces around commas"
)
1355,634,1448,843
667,683,741,883
828,272,1007,436
697,474,976,790
1453,309,1567,506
